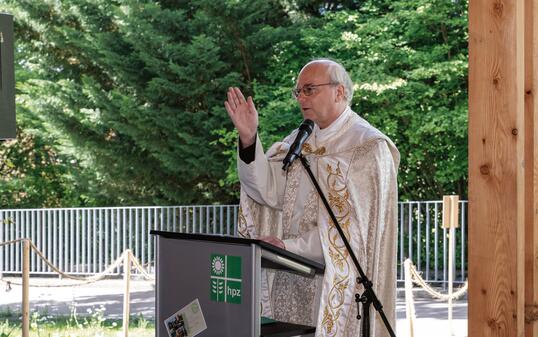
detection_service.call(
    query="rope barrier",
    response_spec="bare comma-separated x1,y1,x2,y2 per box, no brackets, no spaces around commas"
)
407,260,468,301
129,251,155,281
0,238,156,337
404,258,468,337
0,238,25,247
0,238,155,287
29,241,126,282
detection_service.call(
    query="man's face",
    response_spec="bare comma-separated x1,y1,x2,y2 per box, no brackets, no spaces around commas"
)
295,62,344,129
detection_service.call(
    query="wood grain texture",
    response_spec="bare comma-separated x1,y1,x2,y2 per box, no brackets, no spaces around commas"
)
525,0,538,335
469,0,525,336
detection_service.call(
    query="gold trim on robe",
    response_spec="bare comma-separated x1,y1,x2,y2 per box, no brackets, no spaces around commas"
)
237,107,400,337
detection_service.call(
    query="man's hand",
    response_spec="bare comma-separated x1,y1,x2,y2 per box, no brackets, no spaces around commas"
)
258,236,285,249
224,87,258,148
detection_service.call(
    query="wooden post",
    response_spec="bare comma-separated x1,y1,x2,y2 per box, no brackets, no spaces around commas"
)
22,239,30,337
404,259,415,337
442,195,459,336
442,196,453,334
524,1,538,336
123,250,131,337
442,195,451,228
450,196,458,336
469,0,526,336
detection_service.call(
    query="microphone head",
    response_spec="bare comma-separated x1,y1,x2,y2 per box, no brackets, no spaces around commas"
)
299,119,315,134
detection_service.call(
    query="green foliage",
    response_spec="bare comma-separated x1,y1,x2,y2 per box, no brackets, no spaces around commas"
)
134,313,150,329
0,306,154,337
0,130,88,207
0,319,17,337
0,0,468,206
222,0,468,200
0,0,295,206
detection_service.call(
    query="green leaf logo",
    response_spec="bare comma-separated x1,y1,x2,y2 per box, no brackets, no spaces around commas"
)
210,254,242,304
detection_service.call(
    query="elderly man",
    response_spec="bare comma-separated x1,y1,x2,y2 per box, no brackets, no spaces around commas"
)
224,59,399,337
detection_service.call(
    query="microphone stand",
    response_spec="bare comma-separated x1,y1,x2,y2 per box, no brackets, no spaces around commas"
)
297,154,396,337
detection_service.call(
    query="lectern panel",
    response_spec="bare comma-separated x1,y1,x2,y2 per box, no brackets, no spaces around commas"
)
156,236,256,337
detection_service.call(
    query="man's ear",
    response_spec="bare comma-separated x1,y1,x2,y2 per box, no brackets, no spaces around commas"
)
336,84,345,102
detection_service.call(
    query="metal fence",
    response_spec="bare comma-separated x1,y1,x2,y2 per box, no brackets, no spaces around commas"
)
0,201,467,284
0,206,239,276
398,200,467,284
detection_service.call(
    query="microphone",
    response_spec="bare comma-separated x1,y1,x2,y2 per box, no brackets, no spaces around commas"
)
282,119,315,171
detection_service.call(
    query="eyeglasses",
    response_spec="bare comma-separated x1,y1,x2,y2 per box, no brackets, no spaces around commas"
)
292,82,338,98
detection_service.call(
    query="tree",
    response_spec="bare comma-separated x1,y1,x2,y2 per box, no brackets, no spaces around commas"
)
0,0,468,206
221,0,469,200
1,0,293,206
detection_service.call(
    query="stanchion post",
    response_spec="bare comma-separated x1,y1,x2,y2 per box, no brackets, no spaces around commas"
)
123,250,131,337
404,259,416,337
443,195,459,336
22,239,30,337
448,226,454,336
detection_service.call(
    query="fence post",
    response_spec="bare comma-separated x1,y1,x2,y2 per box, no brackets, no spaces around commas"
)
123,250,131,337
22,239,30,337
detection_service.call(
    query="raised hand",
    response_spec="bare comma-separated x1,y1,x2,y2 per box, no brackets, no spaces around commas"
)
224,87,258,147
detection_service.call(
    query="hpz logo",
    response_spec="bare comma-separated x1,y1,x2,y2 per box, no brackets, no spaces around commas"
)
210,254,242,304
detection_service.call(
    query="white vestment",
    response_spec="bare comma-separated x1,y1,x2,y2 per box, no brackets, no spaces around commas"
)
237,107,399,337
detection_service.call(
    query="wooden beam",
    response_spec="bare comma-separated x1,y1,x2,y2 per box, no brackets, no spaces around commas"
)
525,0,538,335
468,0,526,336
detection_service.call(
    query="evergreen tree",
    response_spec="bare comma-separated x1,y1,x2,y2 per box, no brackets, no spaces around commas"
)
1,0,292,206
0,0,468,206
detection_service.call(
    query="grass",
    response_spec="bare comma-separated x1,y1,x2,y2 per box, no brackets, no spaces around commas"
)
0,306,154,337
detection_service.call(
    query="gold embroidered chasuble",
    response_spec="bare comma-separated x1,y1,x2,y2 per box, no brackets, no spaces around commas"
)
237,107,399,337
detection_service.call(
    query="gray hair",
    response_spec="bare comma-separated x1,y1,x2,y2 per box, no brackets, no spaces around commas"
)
302,58,354,105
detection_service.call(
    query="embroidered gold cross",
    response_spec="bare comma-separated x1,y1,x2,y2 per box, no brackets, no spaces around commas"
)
302,143,326,155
